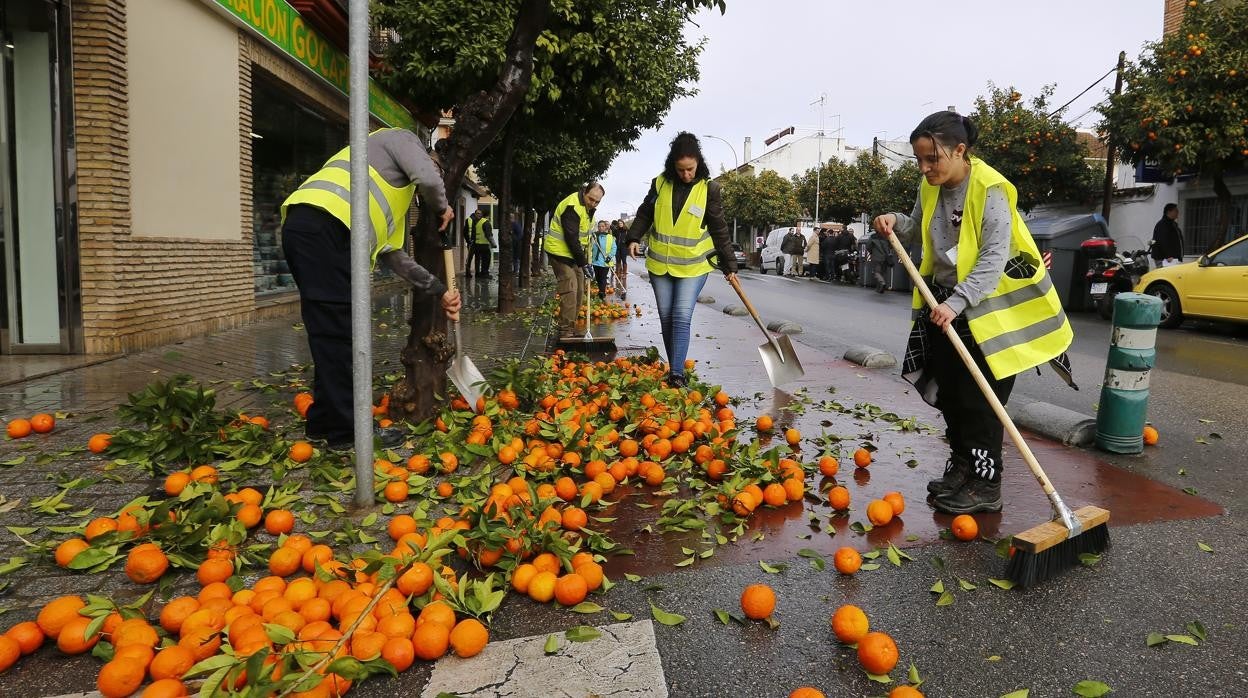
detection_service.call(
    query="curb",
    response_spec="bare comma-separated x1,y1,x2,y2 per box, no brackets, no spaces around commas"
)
1008,401,1097,447
842,345,897,369
722,305,749,317
765,320,803,335
697,295,715,304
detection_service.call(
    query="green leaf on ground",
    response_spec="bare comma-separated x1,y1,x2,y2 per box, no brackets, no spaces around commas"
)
1197,542,1213,553
958,578,977,591
1072,680,1112,696
1000,691,1030,698
908,663,922,684
544,635,559,654
1079,553,1101,566
1164,634,1198,645
624,573,642,582
1186,620,1207,642
758,561,785,574
1182,487,1198,495
713,609,730,624
650,601,685,626
570,602,603,614
936,591,955,607
610,611,632,621
1146,633,1168,647
859,563,881,571
930,580,945,594
565,626,601,642
866,672,892,684
989,578,1017,590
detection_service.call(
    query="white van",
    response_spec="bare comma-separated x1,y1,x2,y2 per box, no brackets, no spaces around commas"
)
759,227,816,275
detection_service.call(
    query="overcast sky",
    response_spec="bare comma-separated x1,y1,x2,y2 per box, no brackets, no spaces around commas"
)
597,0,1165,220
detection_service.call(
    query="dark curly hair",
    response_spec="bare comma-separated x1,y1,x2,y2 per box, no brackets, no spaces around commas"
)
662,132,711,182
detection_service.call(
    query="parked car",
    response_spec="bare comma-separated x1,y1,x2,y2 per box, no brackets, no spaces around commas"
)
1135,232,1248,328
731,243,749,269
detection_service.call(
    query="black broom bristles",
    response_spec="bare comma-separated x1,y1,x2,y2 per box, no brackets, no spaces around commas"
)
1005,522,1111,588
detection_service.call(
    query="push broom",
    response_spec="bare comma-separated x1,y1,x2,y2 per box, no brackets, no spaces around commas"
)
886,232,1109,588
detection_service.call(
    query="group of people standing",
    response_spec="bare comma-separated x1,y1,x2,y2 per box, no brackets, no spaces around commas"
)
781,225,894,290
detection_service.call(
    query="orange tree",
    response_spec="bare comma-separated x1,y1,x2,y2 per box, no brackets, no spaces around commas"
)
971,84,1099,213
1099,0,1248,251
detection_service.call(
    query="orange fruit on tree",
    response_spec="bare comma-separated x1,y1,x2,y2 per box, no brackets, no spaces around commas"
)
951,514,979,541
88,432,112,453
54,538,90,568
554,573,589,606
866,499,894,526
1143,425,1159,445
857,631,899,675
853,448,873,468
412,621,450,661
125,544,170,584
789,689,826,698
527,571,557,603
5,621,45,655
817,455,839,477
827,485,851,511
196,558,234,586
449,618,489,657
0,635,20,672
141,678,189,698
833,547,862,575
756,414,774,432
164,472,191,497
889,687,925,698
149,644,196,680
883,491,905,516
784,428,801,447
56,615,100,654
831,604,870,643
97,657,148,698
30,413,55,433
37,595,86,639
264,509,295,535
740,583,776,620
289,441,314,462
6,418,32,439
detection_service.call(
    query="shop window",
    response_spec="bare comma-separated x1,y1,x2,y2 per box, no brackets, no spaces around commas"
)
249,69,346,295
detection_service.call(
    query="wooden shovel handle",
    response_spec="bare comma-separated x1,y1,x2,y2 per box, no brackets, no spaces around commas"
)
884,232,1060,499
442,249,457,294
727,274,771,339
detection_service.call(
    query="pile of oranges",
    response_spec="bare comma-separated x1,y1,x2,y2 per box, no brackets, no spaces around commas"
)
5,412,55,439
578,301,639,321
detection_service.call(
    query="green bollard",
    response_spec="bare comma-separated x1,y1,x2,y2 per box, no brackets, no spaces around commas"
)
1095,292,1162,453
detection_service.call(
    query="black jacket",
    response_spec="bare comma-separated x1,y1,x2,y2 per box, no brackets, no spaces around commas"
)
1150,217,1183,260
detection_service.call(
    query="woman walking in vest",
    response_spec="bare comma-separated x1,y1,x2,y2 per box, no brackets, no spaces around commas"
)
873,112,1075,514
591,221,617,299
545,183,603,337
626,132,739,388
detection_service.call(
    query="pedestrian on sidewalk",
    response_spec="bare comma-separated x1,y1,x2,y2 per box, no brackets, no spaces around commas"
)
612,219,630,299
804,227,821,278
591,221,617,299
463,209,480,278
866,228,895,292
872,111,1074,515
626,132,739,388
281,125,462,449
780,227,806,277
546,182,603,337
818,228,836,281
472,207,494,278
1149,203,1184,269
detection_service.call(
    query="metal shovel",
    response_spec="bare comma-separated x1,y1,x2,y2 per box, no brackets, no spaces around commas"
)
727,275,804,387
442,247,487,411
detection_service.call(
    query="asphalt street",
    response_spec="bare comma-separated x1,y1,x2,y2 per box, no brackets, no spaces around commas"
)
700,269,1248,515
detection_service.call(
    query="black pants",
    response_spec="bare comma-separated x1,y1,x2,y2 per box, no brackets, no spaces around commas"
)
926,318,1015,482
474,244,492,275
281,205,356,444
592,265,609,297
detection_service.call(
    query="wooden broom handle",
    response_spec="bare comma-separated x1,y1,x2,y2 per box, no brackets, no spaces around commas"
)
884,231,1059,498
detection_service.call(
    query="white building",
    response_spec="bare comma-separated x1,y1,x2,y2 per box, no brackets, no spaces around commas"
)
733,134,913,181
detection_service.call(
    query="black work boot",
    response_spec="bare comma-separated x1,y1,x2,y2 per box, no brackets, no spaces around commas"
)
933,477,1003,514
926,455,970,498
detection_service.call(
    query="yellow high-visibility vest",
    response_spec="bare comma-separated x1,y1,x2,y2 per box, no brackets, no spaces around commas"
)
915,157,1073,379
645,175,714,277
545,192,592,259
281,128,416,268
474,217,490,245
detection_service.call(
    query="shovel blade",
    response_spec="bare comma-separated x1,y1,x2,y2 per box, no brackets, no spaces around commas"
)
447,355,488,412
757,333,804,387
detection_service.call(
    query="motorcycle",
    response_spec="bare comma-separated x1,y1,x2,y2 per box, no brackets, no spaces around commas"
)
1082,236,1149,319
832,248,859,284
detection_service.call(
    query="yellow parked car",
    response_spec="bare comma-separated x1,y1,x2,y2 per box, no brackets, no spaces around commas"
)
1135,233,1248,328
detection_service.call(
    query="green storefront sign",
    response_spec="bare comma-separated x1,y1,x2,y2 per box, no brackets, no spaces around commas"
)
213,0,416,129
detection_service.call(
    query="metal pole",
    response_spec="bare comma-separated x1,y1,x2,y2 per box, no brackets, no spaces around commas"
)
701,134,739,170
348,0,373,508
810,95,824,226
1101,51,1127,221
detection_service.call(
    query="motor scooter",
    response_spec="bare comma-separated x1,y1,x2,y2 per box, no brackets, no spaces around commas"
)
1082,236,1149,319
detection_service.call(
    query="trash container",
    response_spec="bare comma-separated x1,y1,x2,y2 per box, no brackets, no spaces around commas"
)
1025,214,1109,312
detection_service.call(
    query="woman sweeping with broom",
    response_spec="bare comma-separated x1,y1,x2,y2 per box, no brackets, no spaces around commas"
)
873,111,1077,515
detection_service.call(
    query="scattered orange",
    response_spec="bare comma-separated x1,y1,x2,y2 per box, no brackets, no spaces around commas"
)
387,514,418,541
88,432,112,453
561,507,588,532
833,547,862,575
164,472,191,497
857,631,899,675
37,595,86,639
853,447,873,468
527,571,557,603
762,482,788,507
149,645,196,680
381,636,416,672
784,428,801,446
511,563,539,594
412,621,450,661
189,465,218,484
831,604,870,643
740,584,776,620
396,561,435,597
448,618,489,658
125,544,170,584
141,678,189,698
951,514,979,541
54,538,89,568
1143,425,1159,445
289,441,314,462
756,415,774,432
6,418,32,439
789,689,826,698
97,657,147,698
196,558,234,586
234,503,263,529
30,413,55,433
827,485,851,510
5,621,45,655
882,491,905,516
817,455,839,477
554,574,589,606
383,481,410,503
866,499,894,526
264,509,295,536
889,687,925,698
158,597,201,634
573,561,604,591
269,546,303,577
56,615,100,654
0,636,19,672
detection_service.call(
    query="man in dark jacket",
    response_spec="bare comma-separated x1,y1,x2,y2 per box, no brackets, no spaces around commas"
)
830,227,855,282
1150,203,1184,268
867,229,894,292
780,228,806,277
818,229,836,280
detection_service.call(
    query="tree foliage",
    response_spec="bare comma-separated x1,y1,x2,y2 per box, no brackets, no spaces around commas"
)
1099,0,1248,249
789,153,920,223
719,169,801,230
972,84,1099,213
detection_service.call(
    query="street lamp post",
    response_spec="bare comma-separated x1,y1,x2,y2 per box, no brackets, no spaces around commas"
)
703,134,740,245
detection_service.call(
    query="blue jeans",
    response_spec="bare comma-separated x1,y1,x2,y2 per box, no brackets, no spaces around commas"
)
648,273,708,377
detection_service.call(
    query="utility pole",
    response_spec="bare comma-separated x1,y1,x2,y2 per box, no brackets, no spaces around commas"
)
810,94,825,226
703,133,741,244
347,0,372,507
1101,51,1127,221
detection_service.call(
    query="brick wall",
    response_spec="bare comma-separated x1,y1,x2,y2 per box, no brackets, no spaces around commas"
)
1163,0,1188,34
73,0,255,355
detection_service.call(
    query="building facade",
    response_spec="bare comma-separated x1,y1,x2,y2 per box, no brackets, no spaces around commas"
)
1,0,423,355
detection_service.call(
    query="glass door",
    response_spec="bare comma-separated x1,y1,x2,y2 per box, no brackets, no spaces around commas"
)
1,0,77,353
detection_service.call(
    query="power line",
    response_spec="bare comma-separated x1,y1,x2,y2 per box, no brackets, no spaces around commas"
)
1047,64,1118,119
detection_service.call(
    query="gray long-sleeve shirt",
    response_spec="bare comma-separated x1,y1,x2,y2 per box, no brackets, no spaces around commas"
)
892,174,1011,315
369,129,449,298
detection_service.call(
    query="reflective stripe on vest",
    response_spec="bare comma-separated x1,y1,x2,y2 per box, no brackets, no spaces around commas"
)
474,217,490,245
645,175,714,277
914,157,1073,379
545,192,592,259
280,129,416,268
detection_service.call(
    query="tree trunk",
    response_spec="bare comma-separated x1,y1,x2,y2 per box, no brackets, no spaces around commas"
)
392,0,551,423
497,125,518,313
519,207,534,288
1210,169,1232,253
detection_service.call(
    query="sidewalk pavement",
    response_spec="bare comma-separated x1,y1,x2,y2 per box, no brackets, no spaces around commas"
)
0,268,1243,697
